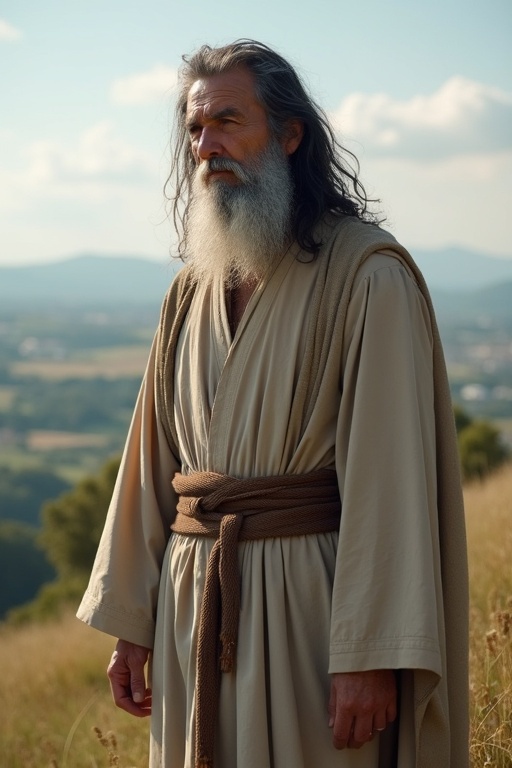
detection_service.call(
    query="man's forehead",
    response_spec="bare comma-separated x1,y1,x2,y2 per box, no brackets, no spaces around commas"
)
186,68,261,118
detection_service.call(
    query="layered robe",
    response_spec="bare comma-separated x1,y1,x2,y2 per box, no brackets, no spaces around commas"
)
77,214,469,768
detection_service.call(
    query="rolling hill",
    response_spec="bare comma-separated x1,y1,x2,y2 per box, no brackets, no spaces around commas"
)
1,247,512,317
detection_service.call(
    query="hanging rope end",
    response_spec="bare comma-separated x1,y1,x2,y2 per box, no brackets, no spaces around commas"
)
196,756,214,768
219,634,237,673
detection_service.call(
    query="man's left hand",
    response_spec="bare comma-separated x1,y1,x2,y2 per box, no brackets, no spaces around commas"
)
328,669,397,749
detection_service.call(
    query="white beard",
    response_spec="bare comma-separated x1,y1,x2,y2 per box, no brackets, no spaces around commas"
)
184,139,293,287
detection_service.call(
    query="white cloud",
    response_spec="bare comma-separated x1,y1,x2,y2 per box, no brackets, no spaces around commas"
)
0,125,170,263
111,64,178,105
1,85,511,265
24,121,155,187
0,122,161,230
332,77,512,160
0,18,22,41
362,150,512,256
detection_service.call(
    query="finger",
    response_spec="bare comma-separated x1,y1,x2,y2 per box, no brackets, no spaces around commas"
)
332,712,354,750
114,690,152,717
107,651,151,717
107,673,138,715
327,682,336,728
350,715,374,749
386,696,398,724
107,651,130,703
108,670,152,717
372,712,388,733
130,665,148,704
127,689,152,716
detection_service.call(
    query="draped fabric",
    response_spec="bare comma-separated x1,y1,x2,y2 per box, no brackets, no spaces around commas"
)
78,214,469,768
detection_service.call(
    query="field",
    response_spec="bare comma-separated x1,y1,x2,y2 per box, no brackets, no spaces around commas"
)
0,466,511,767
0,339,151,484
10,344,152,381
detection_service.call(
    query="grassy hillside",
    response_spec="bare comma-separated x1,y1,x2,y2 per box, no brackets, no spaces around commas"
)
465,465,512,765
0,615,149,767
1,465,511,767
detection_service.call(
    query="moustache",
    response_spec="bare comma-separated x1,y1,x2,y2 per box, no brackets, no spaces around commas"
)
198,157,254,185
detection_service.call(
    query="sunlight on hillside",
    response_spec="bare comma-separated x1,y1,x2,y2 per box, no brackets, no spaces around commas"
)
0,616,149,767
465,464,512,766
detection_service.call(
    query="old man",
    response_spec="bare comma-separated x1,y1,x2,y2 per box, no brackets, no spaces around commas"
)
78,39,469,768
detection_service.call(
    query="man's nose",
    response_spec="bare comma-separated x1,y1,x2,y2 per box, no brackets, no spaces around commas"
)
196,128,223,161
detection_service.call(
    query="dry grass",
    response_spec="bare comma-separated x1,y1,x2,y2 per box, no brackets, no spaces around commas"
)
1,464,511,766
465,464,512,767
0,614,149,767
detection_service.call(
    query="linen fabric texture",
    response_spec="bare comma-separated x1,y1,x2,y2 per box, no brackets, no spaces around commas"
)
77,213,469,768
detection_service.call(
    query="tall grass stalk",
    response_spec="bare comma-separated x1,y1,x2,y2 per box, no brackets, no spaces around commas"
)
465,464,512,766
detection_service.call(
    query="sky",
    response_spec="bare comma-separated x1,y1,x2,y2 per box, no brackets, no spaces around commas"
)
1,0,511,266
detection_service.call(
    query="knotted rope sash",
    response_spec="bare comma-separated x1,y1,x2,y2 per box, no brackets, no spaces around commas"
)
171,468,342,768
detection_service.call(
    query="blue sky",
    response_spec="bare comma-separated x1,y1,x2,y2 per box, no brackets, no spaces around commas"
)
1,0,511,265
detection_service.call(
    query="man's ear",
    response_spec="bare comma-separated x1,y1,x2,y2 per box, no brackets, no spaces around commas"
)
282,119,304,156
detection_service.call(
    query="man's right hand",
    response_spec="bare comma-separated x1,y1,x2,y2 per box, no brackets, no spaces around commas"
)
107,639,152,717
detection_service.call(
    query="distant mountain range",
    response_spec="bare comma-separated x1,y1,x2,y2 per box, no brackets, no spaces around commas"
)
412,247,512,292
0,254,179,307
0,247,511,311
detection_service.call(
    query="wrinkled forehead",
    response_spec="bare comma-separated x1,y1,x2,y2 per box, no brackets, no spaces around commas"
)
185,67,265,122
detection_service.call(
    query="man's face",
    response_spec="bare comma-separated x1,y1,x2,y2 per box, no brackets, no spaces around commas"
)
183,67,301,286
185,67,274,185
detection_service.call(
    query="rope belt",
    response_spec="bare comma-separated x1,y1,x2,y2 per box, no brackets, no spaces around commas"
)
171,468,342,768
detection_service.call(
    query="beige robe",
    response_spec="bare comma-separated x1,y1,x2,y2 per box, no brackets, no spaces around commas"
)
78,215,469,768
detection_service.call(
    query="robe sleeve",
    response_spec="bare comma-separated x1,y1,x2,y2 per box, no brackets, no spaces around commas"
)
329,256,444,678
76,329,180,649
